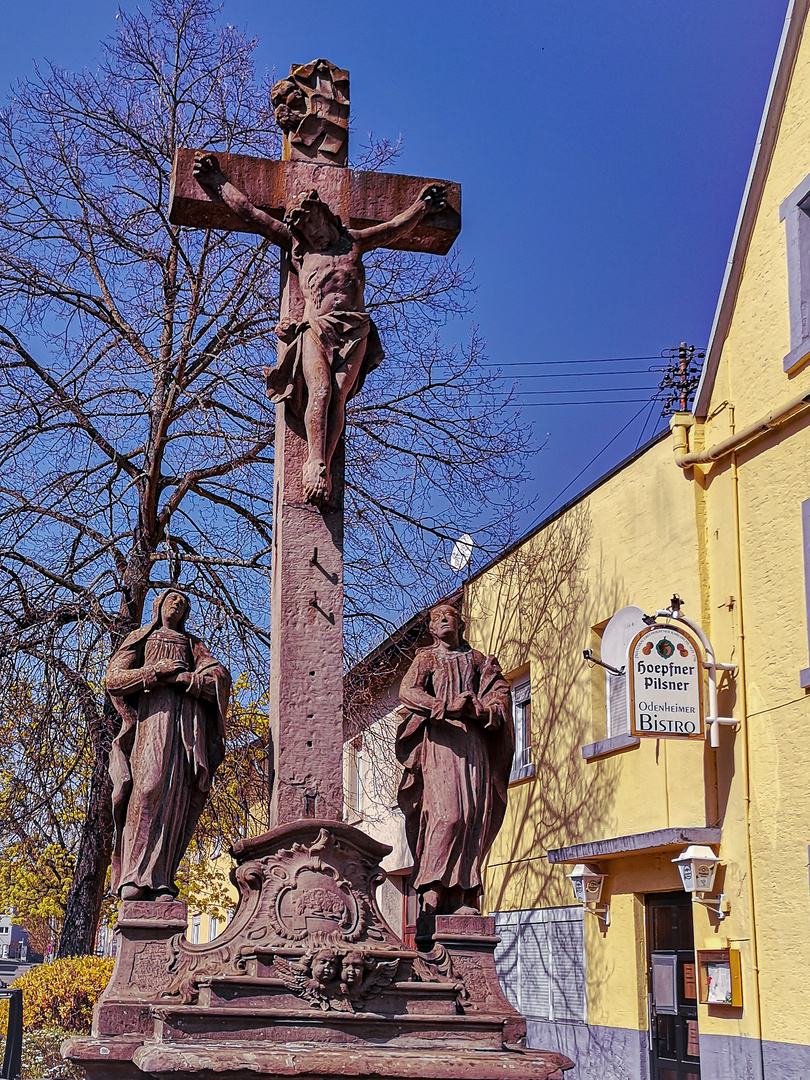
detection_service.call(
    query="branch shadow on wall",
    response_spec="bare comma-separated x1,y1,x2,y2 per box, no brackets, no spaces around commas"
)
469,504,628,912
467,505,660,1078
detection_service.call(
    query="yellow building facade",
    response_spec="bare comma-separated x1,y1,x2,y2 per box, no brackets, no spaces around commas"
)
463,3,810,1077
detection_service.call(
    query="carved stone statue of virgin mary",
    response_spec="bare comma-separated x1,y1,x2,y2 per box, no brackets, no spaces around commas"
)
106,589,231,901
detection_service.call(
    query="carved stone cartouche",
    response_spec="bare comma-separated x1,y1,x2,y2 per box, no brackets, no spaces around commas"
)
163,823,404,1011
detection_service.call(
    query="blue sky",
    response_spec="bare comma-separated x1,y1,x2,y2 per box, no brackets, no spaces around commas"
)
0,0,790,534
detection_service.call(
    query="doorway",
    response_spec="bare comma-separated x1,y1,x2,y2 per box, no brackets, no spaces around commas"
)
646,891,700,1080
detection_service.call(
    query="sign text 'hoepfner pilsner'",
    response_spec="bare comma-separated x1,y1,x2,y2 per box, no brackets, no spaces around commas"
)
628,624,705,738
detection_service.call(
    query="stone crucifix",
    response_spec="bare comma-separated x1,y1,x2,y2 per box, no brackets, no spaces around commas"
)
169,59,460,825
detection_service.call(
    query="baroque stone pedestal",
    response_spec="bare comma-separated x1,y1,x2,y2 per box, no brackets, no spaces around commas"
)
64,821,572,1080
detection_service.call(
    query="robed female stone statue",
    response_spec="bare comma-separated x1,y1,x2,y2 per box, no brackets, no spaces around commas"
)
106,589,231,901
395,604,514,924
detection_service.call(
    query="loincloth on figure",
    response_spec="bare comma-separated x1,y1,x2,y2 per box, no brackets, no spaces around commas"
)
265,311,384,415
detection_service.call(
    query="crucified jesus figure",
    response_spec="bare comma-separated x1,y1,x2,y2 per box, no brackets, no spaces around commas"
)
193,154,447,505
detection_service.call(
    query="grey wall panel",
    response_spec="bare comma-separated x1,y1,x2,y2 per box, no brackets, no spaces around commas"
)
526,1021,648,1080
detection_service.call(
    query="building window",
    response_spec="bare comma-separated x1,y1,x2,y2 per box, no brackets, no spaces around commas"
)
493,907,586,1024
601,606,647,738
780,173,810,373
583,606,647,760
345,736,363,820
510,677,534,782
191,915,200,945
209,915,219,941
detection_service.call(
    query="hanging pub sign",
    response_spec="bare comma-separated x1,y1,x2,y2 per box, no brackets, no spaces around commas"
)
628,624,705,738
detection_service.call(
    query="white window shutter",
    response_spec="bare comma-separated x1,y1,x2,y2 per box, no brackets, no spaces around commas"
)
606,669,629,736
550,918,587,1023
601,605,647,737
493,915,520,1009
518,919,551,1020
493,908,586,1025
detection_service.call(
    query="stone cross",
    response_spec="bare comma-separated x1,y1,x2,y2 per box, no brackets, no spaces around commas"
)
169,59,461,826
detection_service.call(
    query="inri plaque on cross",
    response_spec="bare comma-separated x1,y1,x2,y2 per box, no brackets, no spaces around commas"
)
169,58,461,826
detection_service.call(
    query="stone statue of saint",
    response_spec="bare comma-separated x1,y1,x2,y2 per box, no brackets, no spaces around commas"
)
192,153,447,505
395,604,514,927
106,589,231,901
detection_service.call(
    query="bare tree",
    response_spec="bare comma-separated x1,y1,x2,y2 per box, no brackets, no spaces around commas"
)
0,0,528,955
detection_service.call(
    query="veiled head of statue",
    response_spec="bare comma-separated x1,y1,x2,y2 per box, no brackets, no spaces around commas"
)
152,588,190,632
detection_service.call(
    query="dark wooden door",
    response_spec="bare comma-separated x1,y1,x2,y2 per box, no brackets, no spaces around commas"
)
646,891,700,1080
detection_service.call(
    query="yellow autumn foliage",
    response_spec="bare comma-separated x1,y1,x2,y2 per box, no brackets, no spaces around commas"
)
0,957,113,1034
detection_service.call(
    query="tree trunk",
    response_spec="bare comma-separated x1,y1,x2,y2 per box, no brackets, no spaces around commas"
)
57,533,154,956
56,701,117,957
57,537,154,957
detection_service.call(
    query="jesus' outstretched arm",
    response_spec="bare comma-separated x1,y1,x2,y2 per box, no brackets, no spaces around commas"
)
192,153,293,251
350,184,447,253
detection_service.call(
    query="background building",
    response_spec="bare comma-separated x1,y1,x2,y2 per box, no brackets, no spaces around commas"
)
346,4,810,1077
462,3,810,1077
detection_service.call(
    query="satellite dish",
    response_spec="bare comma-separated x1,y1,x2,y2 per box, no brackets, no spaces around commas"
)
601,606,647,670
450,533,474,573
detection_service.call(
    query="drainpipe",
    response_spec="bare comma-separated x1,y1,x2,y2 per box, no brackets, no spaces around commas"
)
728,419,766,1080
671,405,767,1077
670,390,810,469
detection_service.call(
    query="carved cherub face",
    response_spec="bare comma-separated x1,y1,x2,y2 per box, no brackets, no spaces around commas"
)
340,952,364,988
429,604,462,648
311,950,339,984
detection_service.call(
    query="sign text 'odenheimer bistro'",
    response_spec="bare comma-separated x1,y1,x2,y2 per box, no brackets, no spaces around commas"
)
628,625,705,738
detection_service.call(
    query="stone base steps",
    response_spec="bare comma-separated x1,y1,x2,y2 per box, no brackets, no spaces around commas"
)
151,1002,508,1051
64,1035,573,1080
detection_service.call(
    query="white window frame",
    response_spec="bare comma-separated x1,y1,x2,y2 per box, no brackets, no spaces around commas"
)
780,172,810,373
344,736,363,821
191,915,201,945
600,607,648,739
493,906,587,1025
510,676,534,783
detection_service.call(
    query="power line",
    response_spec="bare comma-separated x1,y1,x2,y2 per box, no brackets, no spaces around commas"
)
634,398,661,451
516,386,658,395
491,369,655,379
488,354,666,368
524,400,652,530
498,399,654,406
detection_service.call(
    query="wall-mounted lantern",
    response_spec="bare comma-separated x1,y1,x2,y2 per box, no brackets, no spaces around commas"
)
566,863,610,925
672,845,729,920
